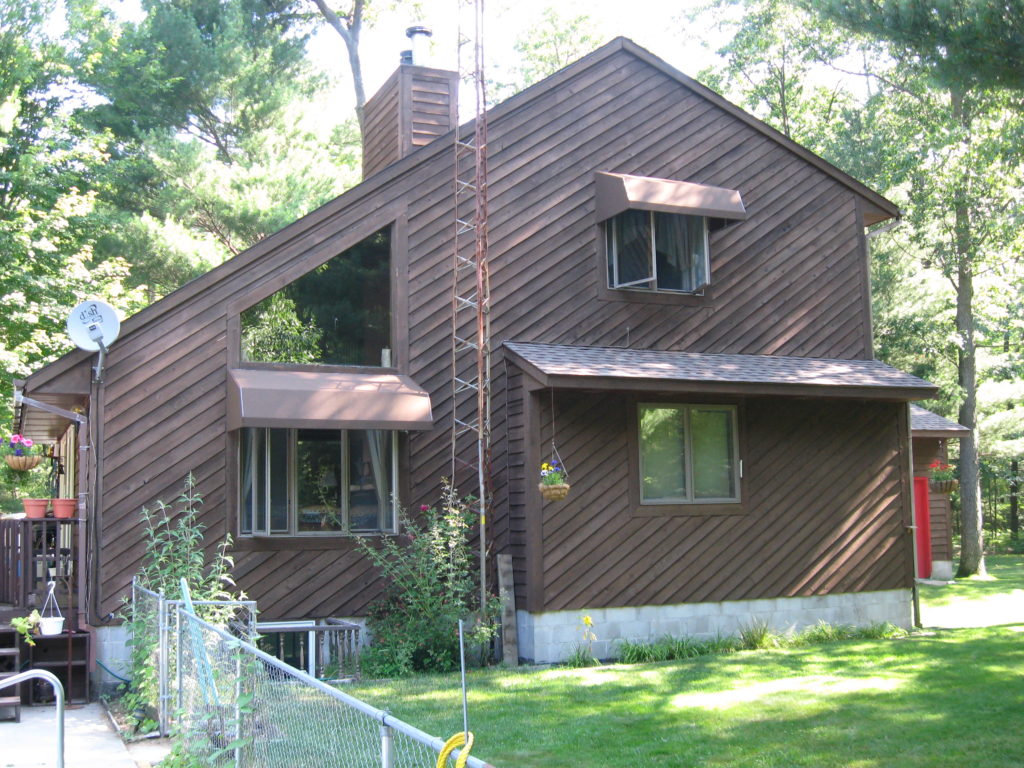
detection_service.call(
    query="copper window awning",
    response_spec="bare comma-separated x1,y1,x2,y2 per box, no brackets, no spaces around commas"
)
595,171,747,224
227,368,433,431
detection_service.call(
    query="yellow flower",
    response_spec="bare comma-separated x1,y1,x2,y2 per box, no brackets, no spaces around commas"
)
582,615,593,627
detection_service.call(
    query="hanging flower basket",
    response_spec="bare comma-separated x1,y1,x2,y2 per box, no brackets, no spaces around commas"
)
931,479,959,494
6,454,42,471
22,499,49,518
539,482,571,501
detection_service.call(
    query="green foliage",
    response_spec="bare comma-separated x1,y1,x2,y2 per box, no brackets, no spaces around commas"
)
738,618,782,649
357,482,499,677
10,610,41,646
489,8,602,100
616,621,905,662
805,0,1024,92
240,292,323,363
122,475,240,732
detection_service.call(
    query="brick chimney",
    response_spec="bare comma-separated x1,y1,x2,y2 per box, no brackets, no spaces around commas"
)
361,28,459,179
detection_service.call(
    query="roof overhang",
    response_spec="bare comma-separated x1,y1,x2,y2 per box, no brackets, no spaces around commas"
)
13,382,87,443
503,342,937,402
226,368,433,431
910,404,970,439
594,171,748,227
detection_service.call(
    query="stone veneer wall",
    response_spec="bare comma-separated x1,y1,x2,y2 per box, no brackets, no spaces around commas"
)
516,589,912,664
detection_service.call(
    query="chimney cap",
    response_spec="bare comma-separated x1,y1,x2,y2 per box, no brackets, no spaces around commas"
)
406,25,432,39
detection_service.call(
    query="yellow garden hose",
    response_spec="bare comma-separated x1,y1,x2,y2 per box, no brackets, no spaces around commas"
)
437,731,474,768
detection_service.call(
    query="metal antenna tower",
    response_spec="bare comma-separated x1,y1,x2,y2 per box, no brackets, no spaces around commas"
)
450,0,491,612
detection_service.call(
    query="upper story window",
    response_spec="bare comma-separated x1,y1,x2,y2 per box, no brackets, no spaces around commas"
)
594,172,746,302
240,227,391,367
606,210,709,294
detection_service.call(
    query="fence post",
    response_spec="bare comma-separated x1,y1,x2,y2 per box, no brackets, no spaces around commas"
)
175,605,183,717
158,593,169,737
381,723,395,768
234,644,243,768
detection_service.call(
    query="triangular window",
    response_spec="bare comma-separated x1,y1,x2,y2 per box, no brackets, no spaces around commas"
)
240,227,391,366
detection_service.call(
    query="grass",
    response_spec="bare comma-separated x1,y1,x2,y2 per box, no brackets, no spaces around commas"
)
348,554,1024,767
919,554,1024,628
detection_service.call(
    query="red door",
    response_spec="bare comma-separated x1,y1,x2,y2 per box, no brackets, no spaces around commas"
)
913,476,933,579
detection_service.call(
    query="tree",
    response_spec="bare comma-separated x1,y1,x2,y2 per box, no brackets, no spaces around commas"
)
489,8,602,101
65,0,353,299
806,0,1024,92
309,0,369,136
803,0,1024,577
68,0,313,162
0,0,146,431
700,0,1024,577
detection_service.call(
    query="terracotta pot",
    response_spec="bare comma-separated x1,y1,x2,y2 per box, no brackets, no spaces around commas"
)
931,479,959,494
6,454,42,471
22,499,49,518
51,499,78,519
539,482,571,501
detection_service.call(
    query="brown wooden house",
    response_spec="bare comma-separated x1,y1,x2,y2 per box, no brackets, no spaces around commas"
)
12,38,937,666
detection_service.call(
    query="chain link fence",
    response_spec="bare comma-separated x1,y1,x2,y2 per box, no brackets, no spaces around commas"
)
131,579,257,736
176,611,493,768
131,582,494,767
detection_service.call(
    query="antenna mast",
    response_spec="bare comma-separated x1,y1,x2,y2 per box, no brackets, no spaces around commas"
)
450,0,491,612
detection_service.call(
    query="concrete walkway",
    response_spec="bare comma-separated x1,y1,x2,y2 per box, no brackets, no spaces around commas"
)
0,702,168,768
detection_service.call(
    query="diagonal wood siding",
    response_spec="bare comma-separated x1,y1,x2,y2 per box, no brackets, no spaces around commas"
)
29,41,904,621
533,392,911,612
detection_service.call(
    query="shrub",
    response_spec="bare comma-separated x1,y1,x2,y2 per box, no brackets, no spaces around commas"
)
357,482,499,677
739,619,782,650
614,621,907,666
122,475,240,732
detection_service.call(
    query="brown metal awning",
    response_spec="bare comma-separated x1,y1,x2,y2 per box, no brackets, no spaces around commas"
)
504,342,937,401
595,171,747,224
227,368,433,431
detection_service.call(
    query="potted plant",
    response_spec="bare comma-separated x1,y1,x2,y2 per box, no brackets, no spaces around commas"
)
539,459,570,501
2,433,44,472
51,498,78,519
929,459,959,494
22,498,49,518
10,610,41,646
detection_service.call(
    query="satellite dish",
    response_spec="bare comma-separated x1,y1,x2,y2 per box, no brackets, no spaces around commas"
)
66,300,121,352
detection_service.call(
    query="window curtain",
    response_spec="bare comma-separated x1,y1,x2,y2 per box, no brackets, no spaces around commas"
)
366,430,390,529
240,428,256,534
613,209,654,287
655,214,706,292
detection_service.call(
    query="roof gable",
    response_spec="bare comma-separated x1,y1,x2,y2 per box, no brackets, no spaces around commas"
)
22,36,898,394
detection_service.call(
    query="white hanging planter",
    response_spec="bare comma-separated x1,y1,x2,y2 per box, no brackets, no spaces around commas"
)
39,616,64,636
40,580,64,636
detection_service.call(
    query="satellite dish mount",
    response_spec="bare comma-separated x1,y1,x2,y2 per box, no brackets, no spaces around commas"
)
66,301,121,382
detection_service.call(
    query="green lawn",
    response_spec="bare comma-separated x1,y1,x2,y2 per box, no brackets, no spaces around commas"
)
919,554,1024,628
351,555,1024,767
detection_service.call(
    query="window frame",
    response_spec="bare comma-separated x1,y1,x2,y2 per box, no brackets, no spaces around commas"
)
225,208,409,374
605,210,711,295
238,427,400,538
628,397,747,517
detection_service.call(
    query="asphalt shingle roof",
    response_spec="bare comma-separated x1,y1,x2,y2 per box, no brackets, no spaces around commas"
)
910,404,969,435
503,342,936,395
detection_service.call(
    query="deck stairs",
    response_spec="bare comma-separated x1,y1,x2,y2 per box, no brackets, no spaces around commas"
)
0,619,22,722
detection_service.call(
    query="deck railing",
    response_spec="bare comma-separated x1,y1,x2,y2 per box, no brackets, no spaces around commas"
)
0,518,82,612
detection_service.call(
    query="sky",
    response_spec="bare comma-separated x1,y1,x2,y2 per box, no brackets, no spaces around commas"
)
85,0,728,126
